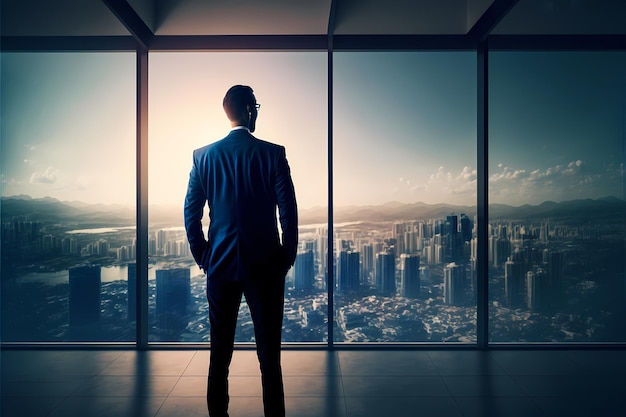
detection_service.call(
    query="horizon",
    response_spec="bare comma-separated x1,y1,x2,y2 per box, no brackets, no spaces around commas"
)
3,192,624,211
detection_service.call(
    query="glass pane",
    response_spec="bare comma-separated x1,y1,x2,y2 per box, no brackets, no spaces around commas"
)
334,52,477,343
149,52,328,342
1,52,136,342
489,51,626,343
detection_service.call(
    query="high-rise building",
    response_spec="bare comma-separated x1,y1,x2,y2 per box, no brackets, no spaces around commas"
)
156,268,190,334
361,244,374,286
425,243,435,265
69,265,101,327
127,263,136,321
61,237,78,255
444,215,459,262
444,262,464,305
434,244,444,265
403,230,418,254
494,237,511,268
317,227,327,277
295,250,315,292
505,257,525,308
527,268,547,310
337,250,360,293
460,213,473,243
156,229,167,252
400,254,420,298
375,251,395,295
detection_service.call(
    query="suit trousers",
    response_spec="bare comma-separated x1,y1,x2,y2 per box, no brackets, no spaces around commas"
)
206,272,286,417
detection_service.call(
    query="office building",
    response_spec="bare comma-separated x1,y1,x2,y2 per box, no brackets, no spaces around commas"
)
68,265,101,327
375,251,395,295
127,263,136,321
444,262,464,306
505,257,525,308
527,267,547,310
400,253,420,298
337,250,360,293
294,250,315,291
155,268,190,334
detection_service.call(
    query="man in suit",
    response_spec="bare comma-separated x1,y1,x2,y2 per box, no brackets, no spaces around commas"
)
184,85,298,417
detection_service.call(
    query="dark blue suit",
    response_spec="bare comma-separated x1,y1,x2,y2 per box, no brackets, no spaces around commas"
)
184,127,297,417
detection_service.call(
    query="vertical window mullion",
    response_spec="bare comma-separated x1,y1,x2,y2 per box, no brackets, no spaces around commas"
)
136,48,149,349
327,39,335,349
476,40,489,349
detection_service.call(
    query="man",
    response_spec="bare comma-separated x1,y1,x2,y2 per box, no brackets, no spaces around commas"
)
184,85,298,417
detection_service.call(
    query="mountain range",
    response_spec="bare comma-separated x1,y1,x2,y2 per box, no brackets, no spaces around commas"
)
2,194,625,226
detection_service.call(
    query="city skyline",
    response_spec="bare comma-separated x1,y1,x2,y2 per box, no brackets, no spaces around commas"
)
2,51,625,209
3,198,623,343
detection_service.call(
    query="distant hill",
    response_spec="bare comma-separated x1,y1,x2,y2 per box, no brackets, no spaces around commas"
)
1,195,134,226
488,196,626,222
2,195,625,226
300,197,626,224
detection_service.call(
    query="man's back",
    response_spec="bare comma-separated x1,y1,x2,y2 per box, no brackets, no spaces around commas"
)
184,128,298,281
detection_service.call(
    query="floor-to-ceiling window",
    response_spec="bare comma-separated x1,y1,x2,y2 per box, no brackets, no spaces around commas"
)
1,52,136,342
333,52,478,342
2,45,625,348
148,52,328,342
488,51,626,343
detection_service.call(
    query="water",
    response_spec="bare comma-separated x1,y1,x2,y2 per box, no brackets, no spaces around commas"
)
15,264,191,285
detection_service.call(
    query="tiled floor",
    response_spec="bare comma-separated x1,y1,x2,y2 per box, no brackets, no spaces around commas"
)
2,348,626,417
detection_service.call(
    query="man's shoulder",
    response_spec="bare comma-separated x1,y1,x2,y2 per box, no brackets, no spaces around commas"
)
251,136,285,153
193,132,284,156
193,135,230,155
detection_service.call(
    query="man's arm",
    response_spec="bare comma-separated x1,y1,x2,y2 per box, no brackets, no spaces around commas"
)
184,152,208,268
275,147,298,269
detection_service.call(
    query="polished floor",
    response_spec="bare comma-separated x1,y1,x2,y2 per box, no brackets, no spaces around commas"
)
2,348,626,417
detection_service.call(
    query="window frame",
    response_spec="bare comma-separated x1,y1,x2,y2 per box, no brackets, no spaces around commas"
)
1,34,625,349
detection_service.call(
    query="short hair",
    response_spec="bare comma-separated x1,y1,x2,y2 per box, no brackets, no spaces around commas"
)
223,85,255,121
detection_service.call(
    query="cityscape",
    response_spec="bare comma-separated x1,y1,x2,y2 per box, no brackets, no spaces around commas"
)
1,195,625,343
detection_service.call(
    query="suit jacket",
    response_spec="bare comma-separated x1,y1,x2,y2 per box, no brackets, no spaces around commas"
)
184,128,298,281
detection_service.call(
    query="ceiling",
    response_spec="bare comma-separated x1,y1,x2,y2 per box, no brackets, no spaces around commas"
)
1,0,625,40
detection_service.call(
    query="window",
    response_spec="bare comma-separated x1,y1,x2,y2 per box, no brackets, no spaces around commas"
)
1,52,136,342
489,51,626,342
148,52,328,342
333,52,477,342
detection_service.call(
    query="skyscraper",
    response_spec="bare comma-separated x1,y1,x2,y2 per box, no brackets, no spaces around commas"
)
69,265,101,327
127,263,136,321
361,243,374,286
317,227,328,277
400,254,420,298
375,251,395,295
444,262,464,305
156,268,190,335
505,257,525,308
445,214,459,262
527,268,547,310
295,250,315,292
460,213,472,243
337,250,360,293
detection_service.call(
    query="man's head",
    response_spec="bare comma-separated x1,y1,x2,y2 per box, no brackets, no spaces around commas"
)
223,85,258,132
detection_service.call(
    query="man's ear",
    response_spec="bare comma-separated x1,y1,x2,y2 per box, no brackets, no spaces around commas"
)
248,106,257,132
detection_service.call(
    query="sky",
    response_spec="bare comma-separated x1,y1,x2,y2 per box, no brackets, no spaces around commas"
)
1,50,625,211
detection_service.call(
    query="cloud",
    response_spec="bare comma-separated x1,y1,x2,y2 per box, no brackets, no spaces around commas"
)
391,159,622,206
424,165,477,197
489,160,622,204
30,167,58,184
